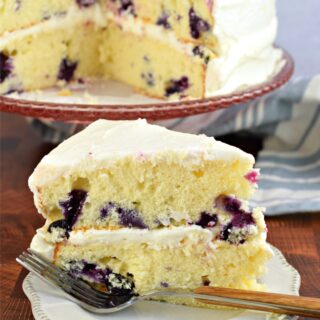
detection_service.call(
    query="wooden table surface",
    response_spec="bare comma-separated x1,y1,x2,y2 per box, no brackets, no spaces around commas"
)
1,112,319,320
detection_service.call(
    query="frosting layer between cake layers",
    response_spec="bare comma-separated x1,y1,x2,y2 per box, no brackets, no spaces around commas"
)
29,119,254,187
0,0,281,98
31,222,268,260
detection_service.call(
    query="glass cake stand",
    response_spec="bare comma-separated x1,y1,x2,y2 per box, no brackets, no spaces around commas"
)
0,48,294,123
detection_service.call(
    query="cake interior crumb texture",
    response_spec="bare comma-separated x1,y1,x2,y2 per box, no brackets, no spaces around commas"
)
29,119,273,309
0,0,281,98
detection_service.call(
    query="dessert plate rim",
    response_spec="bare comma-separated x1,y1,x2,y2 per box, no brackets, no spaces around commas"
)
22,244,301,320
0,47,294,122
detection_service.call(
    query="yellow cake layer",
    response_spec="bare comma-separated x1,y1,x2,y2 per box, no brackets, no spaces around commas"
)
51,231,271,308
101,22,206,98
35,156,254,229
105,0,216,46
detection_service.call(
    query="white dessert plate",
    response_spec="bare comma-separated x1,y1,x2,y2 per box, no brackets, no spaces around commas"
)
0,48,293,122
22,245,300,320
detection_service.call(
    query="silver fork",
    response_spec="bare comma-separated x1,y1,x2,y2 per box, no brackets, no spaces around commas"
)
17,249,320,318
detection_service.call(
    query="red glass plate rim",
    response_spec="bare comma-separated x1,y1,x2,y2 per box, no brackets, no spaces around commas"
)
0,47,294,122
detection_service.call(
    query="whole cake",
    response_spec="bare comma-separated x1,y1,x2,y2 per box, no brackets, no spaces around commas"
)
29,119,272,308
0,0,281,99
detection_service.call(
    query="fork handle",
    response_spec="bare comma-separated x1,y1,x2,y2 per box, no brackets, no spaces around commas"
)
194,287,320,318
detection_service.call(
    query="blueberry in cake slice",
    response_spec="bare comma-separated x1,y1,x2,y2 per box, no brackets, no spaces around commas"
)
28,119,272,308
0,0,281,98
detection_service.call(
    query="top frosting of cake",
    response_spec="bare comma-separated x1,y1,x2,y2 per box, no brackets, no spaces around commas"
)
28,119,254,189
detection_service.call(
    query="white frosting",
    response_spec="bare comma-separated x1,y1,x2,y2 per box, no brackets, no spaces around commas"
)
1,0,280,97
207,0,282,95
30,225,217,259
68,226,216,249
31,224,267,261
30,231,55,260
70,226,215,248
28,119,254,189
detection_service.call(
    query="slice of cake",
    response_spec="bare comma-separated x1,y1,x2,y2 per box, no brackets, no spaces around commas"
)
0,0,281,98
29,119,272,308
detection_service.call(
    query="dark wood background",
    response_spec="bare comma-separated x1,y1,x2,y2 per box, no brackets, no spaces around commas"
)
1,112,319,319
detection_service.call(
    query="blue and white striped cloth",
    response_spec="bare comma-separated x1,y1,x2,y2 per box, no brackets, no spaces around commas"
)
30,76,320,215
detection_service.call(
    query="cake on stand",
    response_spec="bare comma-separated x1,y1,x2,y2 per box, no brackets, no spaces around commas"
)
0,48,293,124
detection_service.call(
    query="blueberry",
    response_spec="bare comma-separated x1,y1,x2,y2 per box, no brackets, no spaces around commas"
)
216,195,255,244
48,189,87,238
47,219,69,238
82,263,110,283
215,195,242,214
0,52,13,83
101,202,147,229
141,72,155,87
76,0,96,7
160,281,169,288
58,58,78,82
67,261,135,306
220,222,248,245
216,195,254,227
47,190,88,240
220,222,232,241
100,202,116,219
189,8,210,39
192,46,210,64
112,0,135,15
192,46,202,56
195,212,218,228
117,207,148,229
231,211,254,228
105,272,135,295
59,189,87,230
165,76,189,96
156,11,171,29
68,260,109,283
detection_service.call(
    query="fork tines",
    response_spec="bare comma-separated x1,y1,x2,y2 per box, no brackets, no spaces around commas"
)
16,249,120,308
